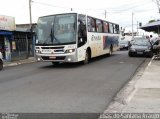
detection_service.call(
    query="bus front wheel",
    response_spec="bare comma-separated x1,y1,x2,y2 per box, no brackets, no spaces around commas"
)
83,50,90,64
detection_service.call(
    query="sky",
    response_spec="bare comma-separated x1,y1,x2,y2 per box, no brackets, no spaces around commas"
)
0,0,159,33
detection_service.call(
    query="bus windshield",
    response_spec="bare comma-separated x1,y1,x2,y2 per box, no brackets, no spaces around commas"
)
36,14,76,45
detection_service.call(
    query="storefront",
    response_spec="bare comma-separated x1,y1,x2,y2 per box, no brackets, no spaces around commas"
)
0,15,35,61
11,30,33,61
0,15,15,61
0,31,13,61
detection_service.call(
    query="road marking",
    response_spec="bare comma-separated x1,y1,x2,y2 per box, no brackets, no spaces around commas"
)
148,56,154,66
119,62,124,64
126,87,137,103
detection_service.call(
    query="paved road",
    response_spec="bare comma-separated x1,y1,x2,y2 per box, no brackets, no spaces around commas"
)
0,51,148,114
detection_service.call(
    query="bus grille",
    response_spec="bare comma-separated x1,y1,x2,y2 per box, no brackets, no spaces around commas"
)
41,47,64,49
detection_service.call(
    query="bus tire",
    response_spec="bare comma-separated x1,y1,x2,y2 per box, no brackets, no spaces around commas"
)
83,50,90,64
108,46,113,56
0,59,3,70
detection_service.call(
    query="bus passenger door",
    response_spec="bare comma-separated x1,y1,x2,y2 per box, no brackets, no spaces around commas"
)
77,14,87,61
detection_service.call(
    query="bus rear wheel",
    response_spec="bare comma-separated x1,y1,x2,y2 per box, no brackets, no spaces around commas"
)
0,60,3,70
108,46,113,56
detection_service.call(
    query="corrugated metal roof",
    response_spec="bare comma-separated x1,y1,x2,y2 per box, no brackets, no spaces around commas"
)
140,21,160,33
141,20,160,28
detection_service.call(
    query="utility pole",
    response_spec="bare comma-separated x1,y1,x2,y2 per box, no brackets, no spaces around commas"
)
105,10,107,19
137,21,138,36
29,0,32,58
132,12,134,39
156,0,160,13
29,0,32,30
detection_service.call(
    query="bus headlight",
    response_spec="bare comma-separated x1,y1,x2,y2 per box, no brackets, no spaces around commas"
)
65,49,75,53
37,58,41,61
36,50,41,54
67,58,71,61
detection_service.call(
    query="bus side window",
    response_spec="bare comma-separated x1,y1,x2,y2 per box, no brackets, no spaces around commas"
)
87,17,96,32
109,23,113,33
87,17,92,32
103,21,109,33
116,25,119,34
96,19,103,33
91,18,96,32
113,24,119,34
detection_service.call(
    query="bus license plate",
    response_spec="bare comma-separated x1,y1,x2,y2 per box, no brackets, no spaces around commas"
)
49,56,56,59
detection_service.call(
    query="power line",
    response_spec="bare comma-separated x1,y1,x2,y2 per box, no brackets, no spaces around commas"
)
33,1,105,12
32,1,69,9
32,0,153,13
32,0,158,21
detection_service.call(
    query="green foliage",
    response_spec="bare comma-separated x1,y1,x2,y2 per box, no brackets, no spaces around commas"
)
149,20,156,23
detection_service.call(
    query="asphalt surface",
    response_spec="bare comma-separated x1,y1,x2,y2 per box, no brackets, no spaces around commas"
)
0,51,148,114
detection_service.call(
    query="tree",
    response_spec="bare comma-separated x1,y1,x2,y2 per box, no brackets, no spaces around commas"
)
153,0,160,13
149,19,156,23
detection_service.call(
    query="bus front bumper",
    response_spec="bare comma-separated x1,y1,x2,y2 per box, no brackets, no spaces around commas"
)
36,53,77,63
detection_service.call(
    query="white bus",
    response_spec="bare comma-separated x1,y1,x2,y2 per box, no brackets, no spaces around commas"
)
35,13,120,65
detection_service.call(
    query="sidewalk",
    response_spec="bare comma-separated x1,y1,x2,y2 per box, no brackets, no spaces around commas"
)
122,59,160,113
3,57,37,67
101,58,160,115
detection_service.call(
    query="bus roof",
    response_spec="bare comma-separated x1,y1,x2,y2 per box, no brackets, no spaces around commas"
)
38,12,119,25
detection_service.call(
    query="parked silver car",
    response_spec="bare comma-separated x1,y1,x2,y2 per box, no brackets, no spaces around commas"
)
119,40,130,50
0,52,3,70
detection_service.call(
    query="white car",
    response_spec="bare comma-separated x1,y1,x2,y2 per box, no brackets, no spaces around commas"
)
119,40,130,50
0,52,3,70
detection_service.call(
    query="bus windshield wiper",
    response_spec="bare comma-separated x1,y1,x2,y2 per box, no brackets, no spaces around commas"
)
51,27,60,44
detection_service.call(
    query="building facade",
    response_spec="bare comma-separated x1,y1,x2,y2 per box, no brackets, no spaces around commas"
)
0,15,36,61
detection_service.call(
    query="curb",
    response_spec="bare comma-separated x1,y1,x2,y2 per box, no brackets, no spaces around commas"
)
3,58,37,68
100,58,152,116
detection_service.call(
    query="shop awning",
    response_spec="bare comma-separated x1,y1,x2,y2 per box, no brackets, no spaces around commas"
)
140,21,160,33
0,30,12,35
